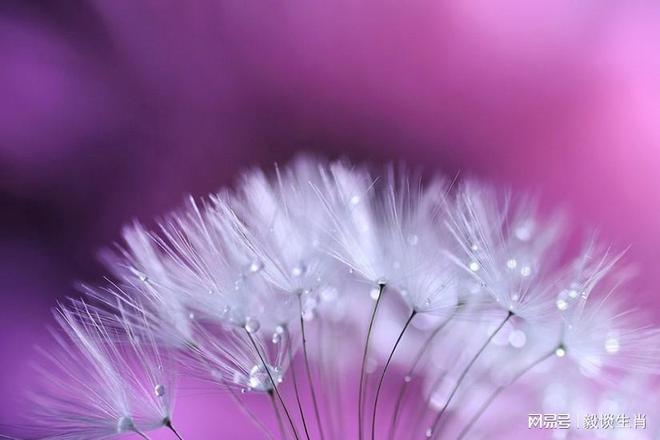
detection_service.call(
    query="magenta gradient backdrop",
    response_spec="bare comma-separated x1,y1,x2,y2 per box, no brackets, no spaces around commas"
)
2,1,660,438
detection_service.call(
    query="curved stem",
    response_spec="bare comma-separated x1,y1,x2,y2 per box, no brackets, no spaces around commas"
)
165,420,184,440
285,326,312,440
371,310,417,440
299,295,326,440
358,282,386,440
427,311,513,439
269,390,288,440
456,347,557,440
134,430,151,440
245,329,300,440
388,308,457,440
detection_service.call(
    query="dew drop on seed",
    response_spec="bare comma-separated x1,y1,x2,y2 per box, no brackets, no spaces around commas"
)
249,260,264,273
605,337,620,354
520,266,532,277
469,261,480,272
404,375,412,383
556,299,568,311
555,347,566,357
425,428,433,438
506,258,518,269
350,195,361,205
245,317,261,333
154,384,165,397
272,332,281,344
248,364,281,392
291,263,306,277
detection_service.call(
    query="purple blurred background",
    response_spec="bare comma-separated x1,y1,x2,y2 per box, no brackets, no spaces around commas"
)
2,1,660,437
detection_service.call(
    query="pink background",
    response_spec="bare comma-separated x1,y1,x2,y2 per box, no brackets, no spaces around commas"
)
1,1,660,437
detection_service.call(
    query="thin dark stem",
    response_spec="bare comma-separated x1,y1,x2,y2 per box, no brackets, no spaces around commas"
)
245,329,300,440
371,310,417,440
133,430,151,440
388,308,457,440
427,311,513,439
224,381,275,440
299,295,326,440
269,390,288,440
165,420,184,440
456,347,558,440
358,282,386,440
285,326,312,440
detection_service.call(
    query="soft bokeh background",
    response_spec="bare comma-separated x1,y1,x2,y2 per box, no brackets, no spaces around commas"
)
2,1,660,438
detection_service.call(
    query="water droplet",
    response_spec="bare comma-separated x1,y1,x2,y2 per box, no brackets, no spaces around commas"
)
249,260,264,273
470,242,479,251
605,337,620,354
154,384,165,397
272,332,281,344
188,312,196,320
248,364,282,392
407,234,419,246
555,347,566,358
556,298,568,311
469,261,480,272
245,317,261,333
291,263,306,277
515,222,534,241
506,258,518,269
350,195,361,205
520,266,532,277
568,289,578,299
404,375,412,383
425,428,433,438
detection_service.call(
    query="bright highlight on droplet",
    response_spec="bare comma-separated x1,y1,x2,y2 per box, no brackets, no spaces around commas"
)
605,337,620,354
469,261,480,272
555,347,566,357
556,298,568,311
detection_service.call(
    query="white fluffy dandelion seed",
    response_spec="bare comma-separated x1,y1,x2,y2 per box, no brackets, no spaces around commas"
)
26,300,176,439
445,181,564,323
14,157,660,440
